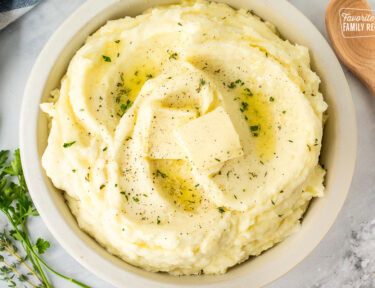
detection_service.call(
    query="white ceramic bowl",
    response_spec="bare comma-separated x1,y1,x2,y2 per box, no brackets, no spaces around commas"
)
19,0,357,287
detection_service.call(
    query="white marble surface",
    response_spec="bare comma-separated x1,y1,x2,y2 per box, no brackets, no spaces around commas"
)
0,0,374,287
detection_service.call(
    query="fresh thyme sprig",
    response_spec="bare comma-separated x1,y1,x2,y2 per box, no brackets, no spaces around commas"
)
0,230,42,287
0,149,91,288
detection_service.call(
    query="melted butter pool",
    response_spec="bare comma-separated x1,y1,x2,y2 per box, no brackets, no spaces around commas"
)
238,88,276,161
113,63,158,117
151,159,202,212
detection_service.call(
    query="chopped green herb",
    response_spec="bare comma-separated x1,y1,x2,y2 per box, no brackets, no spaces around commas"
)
114,40,120,43
120,100,132,115
227,82,236,89
169,52,178,60
156,169,167,178
240,102,248,112
146,74,153,79
103,147,108,152
72,169,76,173
100,184,105,190
250,125,259,131
271,200,275,205
234,79,244,86
218,207,225,213
133,197,139,202
278,214,283,218
63,141,76,148
196,78,206,93
102,55,111,62
178,22,182,26
244,87,253,97
269,97,275,102
120,191,128,201
157,216,161,224
215,158,221,162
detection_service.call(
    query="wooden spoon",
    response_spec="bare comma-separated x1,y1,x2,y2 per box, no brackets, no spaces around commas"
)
326,0,375,95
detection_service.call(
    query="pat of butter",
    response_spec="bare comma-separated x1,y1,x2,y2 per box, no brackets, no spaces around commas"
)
175,107,243,172
147,107,196,159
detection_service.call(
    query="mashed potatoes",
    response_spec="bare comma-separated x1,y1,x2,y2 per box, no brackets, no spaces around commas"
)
41,0,327,275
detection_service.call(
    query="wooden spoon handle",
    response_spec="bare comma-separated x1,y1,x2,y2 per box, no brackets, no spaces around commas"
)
326,0,375,96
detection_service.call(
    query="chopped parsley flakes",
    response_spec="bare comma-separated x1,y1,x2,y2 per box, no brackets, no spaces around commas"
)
244,88,253,97
63,141,76,148
169,52,178,60
156,169,167,178
102,55,111,62
120,100,132,115
250,125,259,131
227,82,236,89
120,191,128,201
196,78,206,93
240,102,248,112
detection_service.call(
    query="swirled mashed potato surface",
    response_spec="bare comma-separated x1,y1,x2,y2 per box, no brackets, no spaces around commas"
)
41,0,327,275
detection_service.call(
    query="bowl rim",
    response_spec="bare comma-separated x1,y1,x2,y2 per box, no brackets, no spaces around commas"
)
19,0,357,287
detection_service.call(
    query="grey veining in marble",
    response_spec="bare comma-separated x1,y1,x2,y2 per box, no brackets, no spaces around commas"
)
0,0,374,287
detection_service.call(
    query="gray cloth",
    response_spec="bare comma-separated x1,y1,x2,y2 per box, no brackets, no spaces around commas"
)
0,0,40,29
